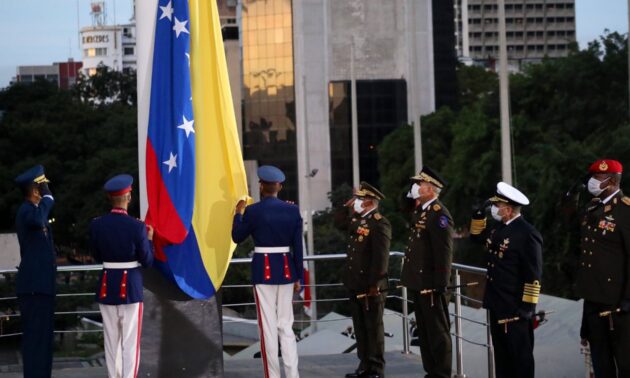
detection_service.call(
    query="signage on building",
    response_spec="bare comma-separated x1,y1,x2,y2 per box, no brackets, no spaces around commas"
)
82,34,110,44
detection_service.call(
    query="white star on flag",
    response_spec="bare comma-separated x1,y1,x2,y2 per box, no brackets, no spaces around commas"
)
159,1,174,21
173,17,190,38
163,152,178,173
177,116,195,138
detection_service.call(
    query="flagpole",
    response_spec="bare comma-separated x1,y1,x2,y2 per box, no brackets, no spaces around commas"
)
350,38,360,188
136,0,158,218
497,0,513,184
302,76,318,332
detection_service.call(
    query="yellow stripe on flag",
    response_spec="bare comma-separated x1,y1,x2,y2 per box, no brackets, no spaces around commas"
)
189,0,248,290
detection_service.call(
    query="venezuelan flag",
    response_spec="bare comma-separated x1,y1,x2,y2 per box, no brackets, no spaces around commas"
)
144,0,248,299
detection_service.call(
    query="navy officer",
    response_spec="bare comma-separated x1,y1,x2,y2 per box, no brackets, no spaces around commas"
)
232,165,303,378
90,174,154,378
14,164,56,378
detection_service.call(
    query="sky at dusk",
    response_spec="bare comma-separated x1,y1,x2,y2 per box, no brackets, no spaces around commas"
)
0,0,627,87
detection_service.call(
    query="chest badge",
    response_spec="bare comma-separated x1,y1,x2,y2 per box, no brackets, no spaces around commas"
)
598,215,616,234
356,226,370,242
498,238,510,258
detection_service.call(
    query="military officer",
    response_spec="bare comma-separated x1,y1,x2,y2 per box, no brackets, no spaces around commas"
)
400,167,454,378
90,174,154,378
470,182,543,378
343,182,391,378
576,159,630,378
232,165,303,378
14,165,56,378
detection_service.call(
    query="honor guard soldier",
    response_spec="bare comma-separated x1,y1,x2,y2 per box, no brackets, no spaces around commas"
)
90,174,154,378
576,159,630,378
14,165,56,378
400,167,454,378
470,182,543,378
343,182,391,378
232,165,303,378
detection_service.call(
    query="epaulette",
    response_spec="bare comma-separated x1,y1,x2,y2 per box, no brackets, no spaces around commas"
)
433,204,441,212
622,196,630,206
374,213,382,220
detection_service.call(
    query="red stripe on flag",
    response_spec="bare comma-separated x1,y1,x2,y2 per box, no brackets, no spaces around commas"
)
145,140,188,244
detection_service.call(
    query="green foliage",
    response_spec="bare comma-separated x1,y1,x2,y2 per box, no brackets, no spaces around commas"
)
377,32,630,298
0,69,138,255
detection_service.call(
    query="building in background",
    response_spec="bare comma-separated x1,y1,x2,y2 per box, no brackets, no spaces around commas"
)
221,0,452,209
80,1,136,76
14,59,83,89
455,0,576,70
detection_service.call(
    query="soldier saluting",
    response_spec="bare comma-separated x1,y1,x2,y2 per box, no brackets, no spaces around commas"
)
400,167,454,378
576,159,630,378
343,182,391,378
470,182,542,378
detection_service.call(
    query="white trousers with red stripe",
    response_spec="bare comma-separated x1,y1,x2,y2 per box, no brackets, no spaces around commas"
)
99,302,143,378
254,284,300,378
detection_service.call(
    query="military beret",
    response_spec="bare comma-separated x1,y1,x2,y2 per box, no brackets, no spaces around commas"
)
355,181,386,200
410,166,447,189
589,159,622,174
104,174,133,196
489,181,530,206
15,165,50,187
257,165,285,183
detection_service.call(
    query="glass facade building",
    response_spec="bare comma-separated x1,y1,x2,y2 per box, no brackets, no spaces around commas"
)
241,0,298,200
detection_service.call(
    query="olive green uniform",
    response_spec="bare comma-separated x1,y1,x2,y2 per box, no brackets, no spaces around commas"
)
343,211,392,376
400,199,454,378
577,192,630,377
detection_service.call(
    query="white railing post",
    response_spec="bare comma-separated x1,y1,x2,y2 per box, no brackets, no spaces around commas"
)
401,286,410,354
487,310,495,378
454,270,466,378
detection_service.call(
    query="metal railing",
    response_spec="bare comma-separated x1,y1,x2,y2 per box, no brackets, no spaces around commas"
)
0,253,493,377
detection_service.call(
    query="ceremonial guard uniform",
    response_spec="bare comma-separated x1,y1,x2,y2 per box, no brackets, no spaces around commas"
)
470,182,542,378
400,167,453,378
343,182,391,378
576,160,630,378
232,166,303,378
90,174,154,378
14,165,56,378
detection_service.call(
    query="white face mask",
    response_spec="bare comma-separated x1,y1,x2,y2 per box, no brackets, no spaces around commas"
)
410,183,421,200
587,177,608,197
353,198,364,213
490,205,503,222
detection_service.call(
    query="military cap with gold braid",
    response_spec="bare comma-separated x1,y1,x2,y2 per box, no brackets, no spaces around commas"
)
14,165,50,187
355,181,386,200
410,166,447,189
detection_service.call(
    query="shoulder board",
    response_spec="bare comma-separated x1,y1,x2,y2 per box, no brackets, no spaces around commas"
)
374,213,382,220
622,196,630,206
433,204,441,212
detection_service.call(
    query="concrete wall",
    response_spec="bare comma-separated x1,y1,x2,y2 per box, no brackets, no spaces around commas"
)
293,0,435,211
0,233,20,270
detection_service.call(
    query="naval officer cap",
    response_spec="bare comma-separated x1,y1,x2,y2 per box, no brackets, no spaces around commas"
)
257,165,286,183
355,181,386,200
410,166,447,189
489,182,530,206
15,165,50,187
104,174,133,196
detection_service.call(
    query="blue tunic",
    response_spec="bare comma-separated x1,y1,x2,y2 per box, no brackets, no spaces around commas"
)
90,210,154,305
232,196,304,285
15,197,56,295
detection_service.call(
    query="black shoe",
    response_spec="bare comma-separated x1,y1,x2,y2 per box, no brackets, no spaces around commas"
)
345,370,366,378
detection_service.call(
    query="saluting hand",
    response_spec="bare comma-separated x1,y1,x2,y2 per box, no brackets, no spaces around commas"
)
235,199,247,215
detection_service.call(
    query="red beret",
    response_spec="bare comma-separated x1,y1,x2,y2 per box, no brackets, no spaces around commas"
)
589,159,623,174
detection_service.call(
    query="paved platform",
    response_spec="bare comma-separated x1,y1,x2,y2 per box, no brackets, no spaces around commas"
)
0,351,422,377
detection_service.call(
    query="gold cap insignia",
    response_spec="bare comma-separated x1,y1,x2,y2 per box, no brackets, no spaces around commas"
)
599,161,609,171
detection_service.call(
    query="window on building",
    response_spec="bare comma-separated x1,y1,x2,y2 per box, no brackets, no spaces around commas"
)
85,48,107,57
515,4,523,10
329,80,407,189
124,47,134,56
